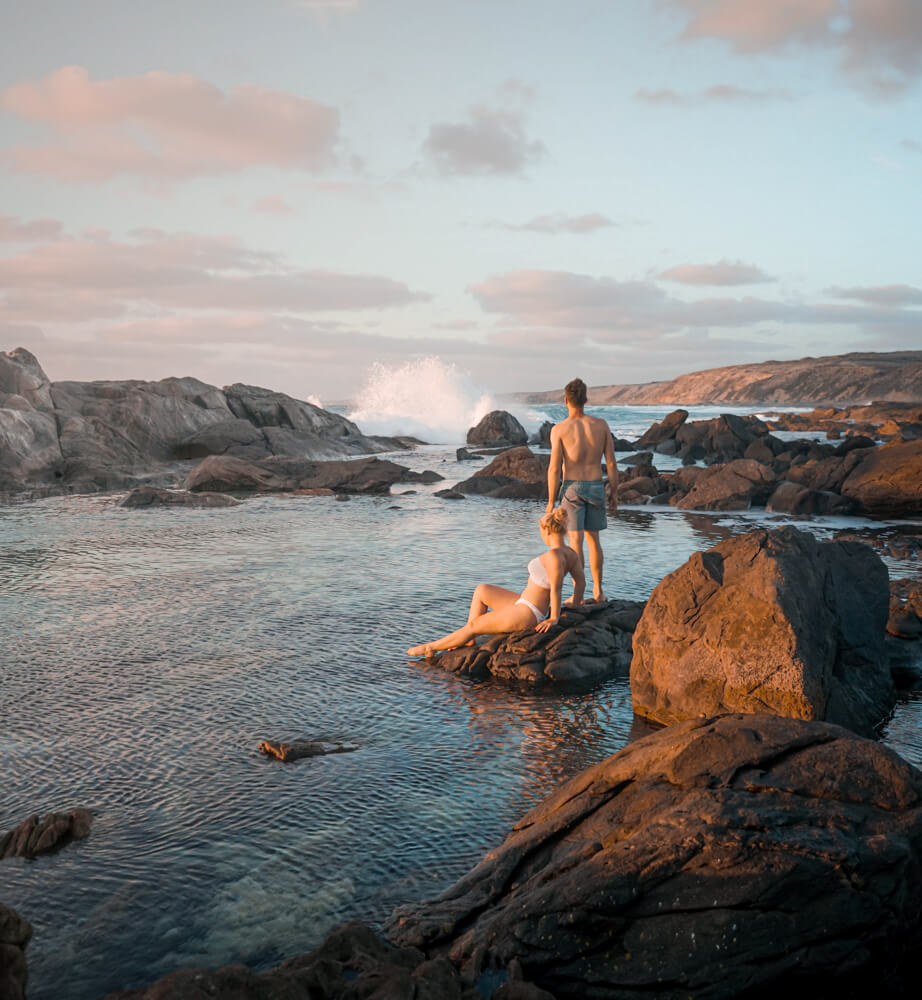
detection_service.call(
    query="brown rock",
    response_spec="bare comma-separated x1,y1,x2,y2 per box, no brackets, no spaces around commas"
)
386,714,922,1000
467,410,528,448
472,447,549,484
257,740,357,762
840,439,922,517
0,903,32,1000
766,481,856,515
634,408,688,449
119,487,241,508
1,809,93,860
630,527,893,736
673,458,776,510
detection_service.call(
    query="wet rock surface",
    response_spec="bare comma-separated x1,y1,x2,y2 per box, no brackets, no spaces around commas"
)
630,527,894,736
0,903,32,1000
119,487,241,509
257,740,358,762
1,809,93,860
888,579,922,640
185,455,436,495
422,600,644,685
467,410,528,449
455,447,550,500
386,713,922,1000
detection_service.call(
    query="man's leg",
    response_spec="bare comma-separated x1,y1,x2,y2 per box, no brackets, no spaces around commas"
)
585,530,604,601
567,529,585,568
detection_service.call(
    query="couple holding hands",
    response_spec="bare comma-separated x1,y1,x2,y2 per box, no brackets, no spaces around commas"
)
408,378,619,658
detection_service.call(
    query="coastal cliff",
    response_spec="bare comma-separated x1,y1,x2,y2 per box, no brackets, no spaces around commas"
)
517,350,922,406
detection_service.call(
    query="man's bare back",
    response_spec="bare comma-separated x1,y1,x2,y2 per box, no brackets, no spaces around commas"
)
552,413,614,483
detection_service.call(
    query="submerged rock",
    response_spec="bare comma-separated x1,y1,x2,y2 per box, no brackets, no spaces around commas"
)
119,487,240,509
1,809,93,860
257,740,357,762
386,713,922,1000
424,600,643,685
630,527,894,736
0,903,32,1000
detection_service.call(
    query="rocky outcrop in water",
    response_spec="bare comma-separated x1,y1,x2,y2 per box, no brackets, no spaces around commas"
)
257,740,358,762
518,350,922,406
840,440,922,517
1,809,93,860
385,713,922,999
119,487,241,509
422,600,643,685
630,527,894,736
0,348,412,497
185,454,440,495
467,410,528,449
0,904,32,1000
455,447,549,500
889,579,922,641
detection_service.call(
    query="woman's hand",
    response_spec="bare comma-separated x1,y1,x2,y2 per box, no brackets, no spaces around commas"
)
535,617,559,633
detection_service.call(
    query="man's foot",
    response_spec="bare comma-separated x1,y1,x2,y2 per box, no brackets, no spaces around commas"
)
585,593,607,604
407,643,434,657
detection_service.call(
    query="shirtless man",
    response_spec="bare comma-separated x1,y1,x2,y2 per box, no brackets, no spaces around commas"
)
545,377,618,602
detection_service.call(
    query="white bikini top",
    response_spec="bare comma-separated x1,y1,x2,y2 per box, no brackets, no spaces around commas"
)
527,556,550,589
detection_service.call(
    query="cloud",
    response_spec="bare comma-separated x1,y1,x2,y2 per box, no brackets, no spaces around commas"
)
492,213,616,234
0,227,429,323
663,0,922,95
0,66,340,180
825,283,922,306
0,216,63,242
902,138,922,151
467,269,922,344
635,84,791,106
658,260,774,285
422,105,545,176
253,196,295,216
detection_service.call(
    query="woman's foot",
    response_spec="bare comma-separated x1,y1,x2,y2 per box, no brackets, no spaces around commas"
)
407,643,434,657
585,593,607,604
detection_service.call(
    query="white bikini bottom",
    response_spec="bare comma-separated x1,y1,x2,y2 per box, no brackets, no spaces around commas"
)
515,596,548,624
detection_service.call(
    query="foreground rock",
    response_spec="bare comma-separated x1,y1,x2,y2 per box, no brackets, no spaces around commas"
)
119,487,240,509
257,740,357,762
467,410,528,449
387,714,922,999
104,919,550,999
630,527,893,736
0,904,32,1000
424,600,643,685
0,347,411,496
1,809,92,860
185,455,439,495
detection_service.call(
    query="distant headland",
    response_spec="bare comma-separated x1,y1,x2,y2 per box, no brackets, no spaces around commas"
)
516,350,922,406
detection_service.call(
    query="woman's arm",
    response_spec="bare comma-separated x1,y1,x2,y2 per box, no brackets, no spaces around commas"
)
535,552,565,632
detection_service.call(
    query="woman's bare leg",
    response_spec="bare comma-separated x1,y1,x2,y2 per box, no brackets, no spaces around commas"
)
467,584,519,622
408,602,535,656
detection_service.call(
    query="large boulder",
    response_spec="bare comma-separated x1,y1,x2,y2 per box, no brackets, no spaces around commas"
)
630,527,894,736
785,450,867,493
0,349,63,488
468,410,528,448
455,447,549,500
385,713,922,999
766,481,856,515
428,600,644,685
671,458,777,510
0,903,32,1000
840,440,922,517
634,408,688,449
674,413,771,464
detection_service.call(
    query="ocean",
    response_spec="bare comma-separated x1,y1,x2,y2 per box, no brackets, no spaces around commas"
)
2,389,920,1000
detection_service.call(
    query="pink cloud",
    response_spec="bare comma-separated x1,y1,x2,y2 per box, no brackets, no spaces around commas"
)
0,216,63,242
659,260,774,285
0,66,340,180
635,84,790,105
253,196,295,216
826,283,922,306
493,212,616,234
664,0,922,93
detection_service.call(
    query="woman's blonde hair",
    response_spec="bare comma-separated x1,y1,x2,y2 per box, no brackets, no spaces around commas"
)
541,507,568,535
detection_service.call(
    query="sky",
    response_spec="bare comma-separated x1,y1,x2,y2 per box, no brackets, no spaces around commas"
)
1,0,920,402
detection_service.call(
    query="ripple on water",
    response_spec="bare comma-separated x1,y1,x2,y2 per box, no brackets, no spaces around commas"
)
1,466,920,1000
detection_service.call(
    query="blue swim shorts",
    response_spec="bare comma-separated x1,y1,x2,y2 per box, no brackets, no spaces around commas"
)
559,479,607,532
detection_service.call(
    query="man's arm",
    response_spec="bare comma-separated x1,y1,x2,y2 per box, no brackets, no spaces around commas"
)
602,424,618,515
546,426,563,513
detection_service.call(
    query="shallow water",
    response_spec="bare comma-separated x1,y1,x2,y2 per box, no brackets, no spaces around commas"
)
1,404,920,1000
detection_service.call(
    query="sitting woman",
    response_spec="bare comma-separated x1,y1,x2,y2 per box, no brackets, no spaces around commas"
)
407,507,585,656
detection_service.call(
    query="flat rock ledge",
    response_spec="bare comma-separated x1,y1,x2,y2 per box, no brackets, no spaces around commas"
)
257,739,357,762
0,903,32,1000
119,486,240,508
386,713,922,1000
424,600,644,685
1,808,92,860
103,920,552,1000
